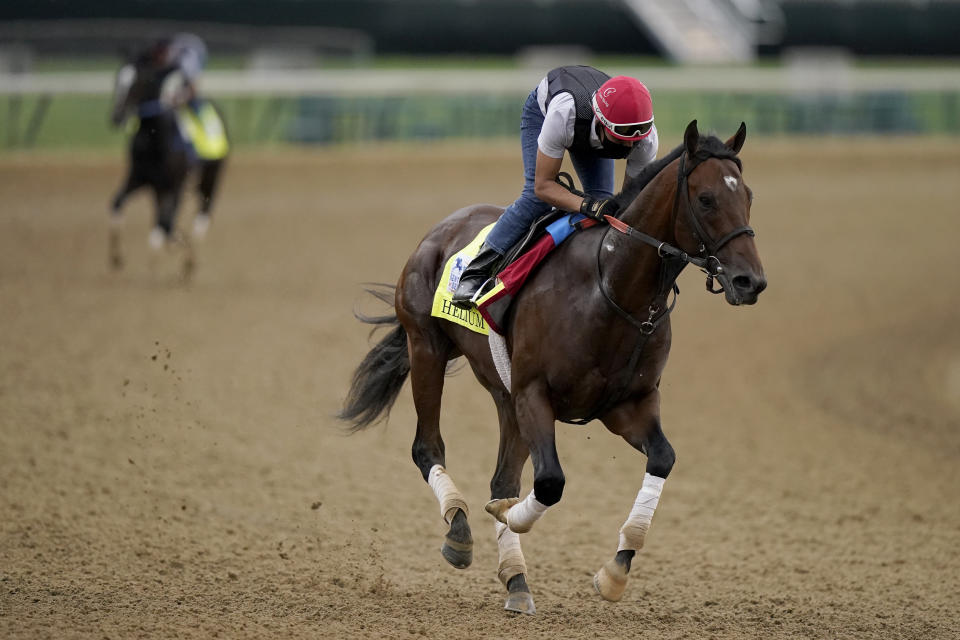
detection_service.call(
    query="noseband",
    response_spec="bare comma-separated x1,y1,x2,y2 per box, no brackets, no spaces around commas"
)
605,149,755,295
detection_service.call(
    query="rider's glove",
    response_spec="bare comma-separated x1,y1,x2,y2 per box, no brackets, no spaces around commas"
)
580,196,620,221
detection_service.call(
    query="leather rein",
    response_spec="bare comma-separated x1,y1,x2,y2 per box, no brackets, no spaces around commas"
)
561,149,755,425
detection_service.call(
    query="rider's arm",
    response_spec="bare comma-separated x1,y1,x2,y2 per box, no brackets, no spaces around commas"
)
535,94,587,212
533,151,586,213
159,69,191,108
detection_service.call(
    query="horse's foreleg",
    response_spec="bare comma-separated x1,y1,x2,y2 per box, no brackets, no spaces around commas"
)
111,169,143,215
487,383,561,535
197,159,223,214
407,333,472,569
595,391,675,602
488,390,535,614
194,160,223,239
152,188,183,249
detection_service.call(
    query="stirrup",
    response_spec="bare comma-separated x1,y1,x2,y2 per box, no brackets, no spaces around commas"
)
452,281,482,308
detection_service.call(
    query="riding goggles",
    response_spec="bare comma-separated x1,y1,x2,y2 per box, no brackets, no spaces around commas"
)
591,94,655,140
609,120,654,139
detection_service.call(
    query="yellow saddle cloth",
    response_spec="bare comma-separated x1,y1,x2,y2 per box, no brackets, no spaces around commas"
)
176,102,229,160
430,223,494,336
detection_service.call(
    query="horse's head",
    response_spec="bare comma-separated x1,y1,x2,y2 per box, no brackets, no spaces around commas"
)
672,120,766,305
110,48,168,127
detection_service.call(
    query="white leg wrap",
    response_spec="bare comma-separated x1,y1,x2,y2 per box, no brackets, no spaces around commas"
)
505,490,549,533
427,464,469,524
617,473,665,552
495,521,527,586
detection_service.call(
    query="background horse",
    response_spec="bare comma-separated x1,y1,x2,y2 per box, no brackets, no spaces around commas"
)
108,49,228,276
340,120,766,614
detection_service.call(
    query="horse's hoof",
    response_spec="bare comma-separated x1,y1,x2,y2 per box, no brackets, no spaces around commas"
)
440,538,473,569
440,537,472,569
593,559,628,602
504,590,536,615
484,497,520,524
441,508,472,569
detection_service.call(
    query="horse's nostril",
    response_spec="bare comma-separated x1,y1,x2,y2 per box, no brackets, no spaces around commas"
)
733,275,766,294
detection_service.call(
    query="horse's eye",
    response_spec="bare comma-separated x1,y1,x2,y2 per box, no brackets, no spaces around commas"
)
698,193,715,209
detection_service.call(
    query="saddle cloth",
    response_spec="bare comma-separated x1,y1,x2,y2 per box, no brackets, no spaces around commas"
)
430,213,595,336
176,101,229,160
431,223,495,336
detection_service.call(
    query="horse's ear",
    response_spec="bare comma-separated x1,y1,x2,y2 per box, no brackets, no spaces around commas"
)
726,121,747,154
684,120,699,156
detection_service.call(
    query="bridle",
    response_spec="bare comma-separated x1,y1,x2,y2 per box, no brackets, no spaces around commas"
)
604,148,755,297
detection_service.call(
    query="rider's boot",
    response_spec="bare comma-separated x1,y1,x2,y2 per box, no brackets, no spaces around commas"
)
451,243,502,308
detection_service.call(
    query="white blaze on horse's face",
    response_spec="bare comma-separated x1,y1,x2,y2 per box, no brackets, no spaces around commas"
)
724,175,738,192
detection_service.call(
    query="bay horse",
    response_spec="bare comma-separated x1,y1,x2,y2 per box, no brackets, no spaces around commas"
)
108,49,228,275
339,120,766,614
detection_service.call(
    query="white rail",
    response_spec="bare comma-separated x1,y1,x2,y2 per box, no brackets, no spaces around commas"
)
3,67,960,97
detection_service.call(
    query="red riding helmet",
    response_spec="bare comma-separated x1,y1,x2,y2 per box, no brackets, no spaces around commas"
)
591,76,655,141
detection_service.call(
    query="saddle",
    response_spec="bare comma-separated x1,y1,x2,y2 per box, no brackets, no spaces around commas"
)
497,209,567,272
491,172,586,276
431,175,598,336
474,173,598,333
476,211,597,334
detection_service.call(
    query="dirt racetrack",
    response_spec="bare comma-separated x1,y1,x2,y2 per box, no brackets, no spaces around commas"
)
1,137,958,639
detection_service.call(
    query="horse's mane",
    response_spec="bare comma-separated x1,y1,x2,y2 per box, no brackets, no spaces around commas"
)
614,134,741,209
614,144,684,209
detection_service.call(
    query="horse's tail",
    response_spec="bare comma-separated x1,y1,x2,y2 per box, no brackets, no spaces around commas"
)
338,284,410,433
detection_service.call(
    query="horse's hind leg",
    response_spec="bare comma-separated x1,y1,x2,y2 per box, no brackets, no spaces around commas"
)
193,159,223,239
486,383,562,535
488,390,535,615
406,328,472,569
595,390,675,602
152,185,196,282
